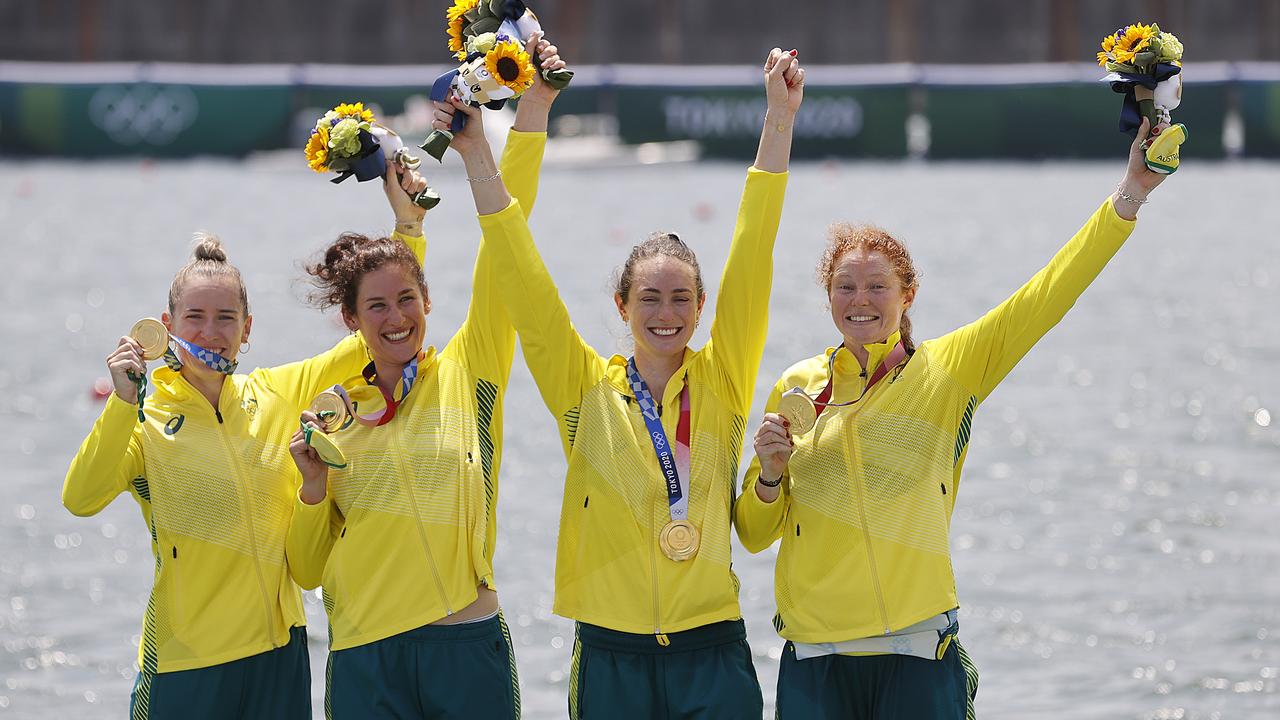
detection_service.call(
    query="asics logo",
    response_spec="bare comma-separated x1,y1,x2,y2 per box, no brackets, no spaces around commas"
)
164,414,185,435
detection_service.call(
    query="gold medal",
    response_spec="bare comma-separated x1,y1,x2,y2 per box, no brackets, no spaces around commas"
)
659,520,700,562
305,427,348,469
308,390,350,433
129,318,170,361
777,387,817,435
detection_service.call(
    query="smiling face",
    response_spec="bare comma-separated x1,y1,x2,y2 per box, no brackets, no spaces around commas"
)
827,248,915,349
162,277,252,381
615,255,706,361
343,263,429,369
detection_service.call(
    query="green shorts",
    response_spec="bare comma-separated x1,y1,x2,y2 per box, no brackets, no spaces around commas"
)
569,619,762,719
326,613,520,719
129,625,310,720
776,637,979,720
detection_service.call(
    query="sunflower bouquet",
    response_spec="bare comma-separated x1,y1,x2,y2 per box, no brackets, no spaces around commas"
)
421,0,574,161
306,102,440,209
1097,22,1187,174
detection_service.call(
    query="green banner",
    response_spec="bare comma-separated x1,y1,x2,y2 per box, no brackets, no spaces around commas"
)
614,86,910,159
0,67,1272,160
1240,81,1280,157
927,82,1227,160
0,82,293,157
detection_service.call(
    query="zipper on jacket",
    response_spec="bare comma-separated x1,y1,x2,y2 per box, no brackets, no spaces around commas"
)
848,412,892,635
650,500,668,646
389,429,453,616
213,406,281,648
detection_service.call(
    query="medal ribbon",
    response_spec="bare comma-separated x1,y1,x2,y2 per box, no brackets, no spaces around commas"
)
812,340,909,418
347,355,420,427
127,335,237,423
166,335,239,374
125,371,148,423
627,359,692,522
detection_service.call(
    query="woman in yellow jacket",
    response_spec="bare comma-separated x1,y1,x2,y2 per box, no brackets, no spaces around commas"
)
63,166,433,718
735,120,1172,719
448,47,804,719
284,38,563,719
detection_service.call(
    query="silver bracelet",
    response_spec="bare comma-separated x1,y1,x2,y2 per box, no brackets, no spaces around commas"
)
466,170,502,184
1115,186,1149,206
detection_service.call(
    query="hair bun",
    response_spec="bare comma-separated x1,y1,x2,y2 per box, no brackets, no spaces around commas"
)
192,232,228,263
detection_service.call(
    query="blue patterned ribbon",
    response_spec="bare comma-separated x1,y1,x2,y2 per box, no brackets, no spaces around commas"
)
167,335,239,374
626,359,692,521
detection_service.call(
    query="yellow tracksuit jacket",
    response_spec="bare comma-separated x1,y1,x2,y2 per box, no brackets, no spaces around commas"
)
65,220,425,674
64,329,393,673
735,198,1136,643
285,130,545,651
478,167,788,636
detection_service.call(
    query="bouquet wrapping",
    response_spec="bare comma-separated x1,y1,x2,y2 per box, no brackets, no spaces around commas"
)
306,102,440,209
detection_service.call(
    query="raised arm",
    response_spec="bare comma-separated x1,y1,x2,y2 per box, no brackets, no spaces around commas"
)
929,118,1167,401
444,86,605,446
63,337,147,516
705,49,801,412
440,34,564,384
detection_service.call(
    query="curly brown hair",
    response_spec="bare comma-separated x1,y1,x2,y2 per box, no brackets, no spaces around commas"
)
168,232,249,315
816,222,920,350
305,232,427,317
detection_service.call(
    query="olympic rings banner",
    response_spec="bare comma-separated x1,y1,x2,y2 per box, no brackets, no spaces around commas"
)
1,61,1278,159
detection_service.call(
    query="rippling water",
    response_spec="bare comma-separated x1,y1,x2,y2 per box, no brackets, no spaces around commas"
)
1,149,1278,718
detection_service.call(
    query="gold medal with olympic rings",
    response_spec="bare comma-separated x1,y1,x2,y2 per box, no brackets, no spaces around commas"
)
130,318,170,361
659,520,700,562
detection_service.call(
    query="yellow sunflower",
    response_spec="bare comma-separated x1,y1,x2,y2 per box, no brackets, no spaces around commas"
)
333,102,375,124
305,125,331,173
1116,23,1156,57
448,0,481,60
485,39,536,95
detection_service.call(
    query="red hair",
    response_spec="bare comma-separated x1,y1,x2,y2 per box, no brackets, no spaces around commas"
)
816,223,920,350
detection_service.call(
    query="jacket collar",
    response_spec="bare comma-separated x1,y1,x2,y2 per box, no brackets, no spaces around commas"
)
151,365,237,412
605,347,697,405
828,330,903,377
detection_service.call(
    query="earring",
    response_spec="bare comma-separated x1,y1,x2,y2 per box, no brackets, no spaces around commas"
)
240,341,251,354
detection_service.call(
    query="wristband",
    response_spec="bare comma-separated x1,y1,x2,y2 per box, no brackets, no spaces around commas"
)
757,474,782,488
